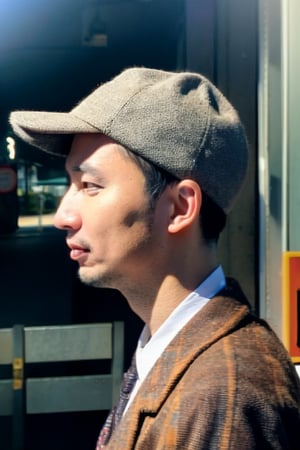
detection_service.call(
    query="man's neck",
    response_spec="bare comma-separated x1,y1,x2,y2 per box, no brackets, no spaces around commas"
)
125,257,219,336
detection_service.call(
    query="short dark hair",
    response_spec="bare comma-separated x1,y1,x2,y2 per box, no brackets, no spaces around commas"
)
127,150,227,243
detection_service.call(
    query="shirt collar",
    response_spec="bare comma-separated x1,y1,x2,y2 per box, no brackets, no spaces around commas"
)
136,265,226,381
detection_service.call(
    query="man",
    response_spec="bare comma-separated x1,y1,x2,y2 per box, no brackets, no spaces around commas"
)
10,67,300,449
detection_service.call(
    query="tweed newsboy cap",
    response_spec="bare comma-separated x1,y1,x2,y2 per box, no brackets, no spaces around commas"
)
10,67,248,212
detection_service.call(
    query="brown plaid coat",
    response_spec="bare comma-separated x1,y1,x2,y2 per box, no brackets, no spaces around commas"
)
105,279,300,449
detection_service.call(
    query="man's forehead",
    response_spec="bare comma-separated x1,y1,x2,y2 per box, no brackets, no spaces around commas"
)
66,133,135,173
71,132,116,147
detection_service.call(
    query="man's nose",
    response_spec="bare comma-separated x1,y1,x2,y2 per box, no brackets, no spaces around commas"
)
54,191,82,231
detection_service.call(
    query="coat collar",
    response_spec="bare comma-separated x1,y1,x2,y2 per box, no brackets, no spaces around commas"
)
107,278,252,448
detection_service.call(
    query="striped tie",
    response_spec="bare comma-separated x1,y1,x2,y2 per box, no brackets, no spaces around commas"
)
96,354,138,449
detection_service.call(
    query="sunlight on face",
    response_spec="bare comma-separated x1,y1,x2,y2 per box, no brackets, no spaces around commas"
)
54,134,165,292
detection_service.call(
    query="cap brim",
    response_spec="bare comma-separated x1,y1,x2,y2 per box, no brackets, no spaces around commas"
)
9,110,99,156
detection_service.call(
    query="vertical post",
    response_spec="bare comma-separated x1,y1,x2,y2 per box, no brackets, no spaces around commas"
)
12,325,25,450
111,322,124,405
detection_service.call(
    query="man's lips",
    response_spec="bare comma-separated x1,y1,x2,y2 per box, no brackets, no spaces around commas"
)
66,241,90,261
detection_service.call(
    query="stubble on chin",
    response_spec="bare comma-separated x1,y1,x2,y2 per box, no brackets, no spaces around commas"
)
77,267,117,290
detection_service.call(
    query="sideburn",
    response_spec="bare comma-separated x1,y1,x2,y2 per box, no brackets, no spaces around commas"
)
123,201,154,229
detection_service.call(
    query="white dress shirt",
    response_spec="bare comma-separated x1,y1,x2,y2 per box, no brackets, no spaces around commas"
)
124,265,226,413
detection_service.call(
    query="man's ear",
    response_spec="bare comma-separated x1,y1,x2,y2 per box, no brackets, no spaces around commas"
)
168,179,202,234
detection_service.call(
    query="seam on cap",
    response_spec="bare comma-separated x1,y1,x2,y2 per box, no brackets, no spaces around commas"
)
190,84,211,180
197,84,211,154
103,82,155,135
69,112,103,132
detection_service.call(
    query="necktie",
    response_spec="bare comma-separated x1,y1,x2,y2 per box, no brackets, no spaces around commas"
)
96,354,138,449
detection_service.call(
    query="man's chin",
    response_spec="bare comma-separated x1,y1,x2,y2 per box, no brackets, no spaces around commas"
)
78,267,112,289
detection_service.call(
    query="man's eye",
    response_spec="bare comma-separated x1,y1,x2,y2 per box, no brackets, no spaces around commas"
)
82,181,101,192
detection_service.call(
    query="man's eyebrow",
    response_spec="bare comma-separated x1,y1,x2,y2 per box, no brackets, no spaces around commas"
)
70,163,100,177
